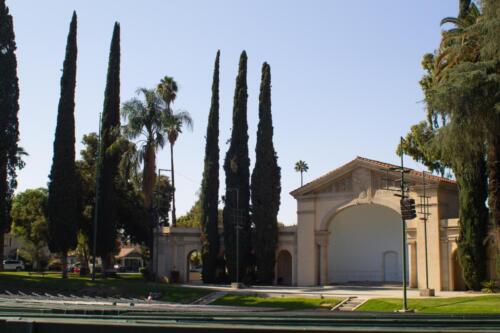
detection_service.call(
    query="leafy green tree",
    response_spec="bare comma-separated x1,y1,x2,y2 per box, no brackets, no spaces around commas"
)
0,0,22,271
294,160,308,186
155,175,172,227
178,197,222,229
76,133,151,271
400,0,498,290
177,200,202,228
251,63,281,284
223,51,251,282
200,51,221,283
47,12,78,278
11,188,49,271
94,22,121,272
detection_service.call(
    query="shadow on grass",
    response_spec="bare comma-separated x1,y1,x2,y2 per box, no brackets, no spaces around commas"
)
0,272,210,303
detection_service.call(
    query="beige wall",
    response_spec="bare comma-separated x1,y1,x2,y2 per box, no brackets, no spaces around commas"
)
156,226,298,285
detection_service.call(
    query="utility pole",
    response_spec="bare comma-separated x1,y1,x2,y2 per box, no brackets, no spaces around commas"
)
92,113,102,281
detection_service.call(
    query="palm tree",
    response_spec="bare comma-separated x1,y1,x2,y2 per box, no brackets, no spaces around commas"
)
295,160,309,186
164,110,193,227
434,1,481,83
157,76,178,114
121,88,166,208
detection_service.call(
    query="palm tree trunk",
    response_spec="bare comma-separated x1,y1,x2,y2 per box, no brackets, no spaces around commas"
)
142,141,156,209
170,142,176,227
300,171,303,186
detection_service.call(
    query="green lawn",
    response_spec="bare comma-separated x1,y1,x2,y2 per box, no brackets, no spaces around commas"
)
213,294,342,310
0,271,210,303
357,295,500,314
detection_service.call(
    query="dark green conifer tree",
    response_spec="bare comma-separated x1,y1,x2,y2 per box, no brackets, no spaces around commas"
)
251,63,281,284
94,23,121,271
455,151,489,290
0,0,21,271
47,12,78,278
223,51,250,282
200,51,220,283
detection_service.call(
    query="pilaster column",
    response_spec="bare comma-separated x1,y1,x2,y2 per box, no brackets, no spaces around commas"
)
315,231,330,286
409,240,418,288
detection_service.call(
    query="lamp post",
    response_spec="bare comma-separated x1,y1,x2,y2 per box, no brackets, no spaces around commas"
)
400,146,408,312
389,137,413,312
395,136,414,312
226,187,240,286
419,171,434,296
154,168,171,278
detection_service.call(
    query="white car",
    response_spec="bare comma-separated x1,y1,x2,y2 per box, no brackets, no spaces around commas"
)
3,259,24,271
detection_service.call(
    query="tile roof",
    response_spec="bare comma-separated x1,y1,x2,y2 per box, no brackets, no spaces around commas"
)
290,156,456,197
356,156,456,184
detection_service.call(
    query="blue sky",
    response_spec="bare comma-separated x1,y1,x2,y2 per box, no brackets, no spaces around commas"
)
8,0,458,225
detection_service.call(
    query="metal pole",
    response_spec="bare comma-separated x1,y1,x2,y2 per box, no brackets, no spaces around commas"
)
92,113,102,281
423,172,430,290
400,136,408,312
236,189,239,285
156,168,171,280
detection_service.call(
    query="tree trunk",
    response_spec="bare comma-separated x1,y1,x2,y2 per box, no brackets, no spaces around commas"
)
101,254,112,278
0,232,4,271
487,135,500,255
487,136,500,225
142,141,156,209
456,154,489,290
0,155,8,272
61,251,68,279
170,142,176,227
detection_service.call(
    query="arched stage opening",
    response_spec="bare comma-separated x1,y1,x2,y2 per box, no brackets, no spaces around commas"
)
327,204,407,284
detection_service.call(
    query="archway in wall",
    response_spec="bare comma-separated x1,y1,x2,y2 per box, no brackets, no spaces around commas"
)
186,250,202,284
276,250,292,285
327,204,406,284
452,249,466,291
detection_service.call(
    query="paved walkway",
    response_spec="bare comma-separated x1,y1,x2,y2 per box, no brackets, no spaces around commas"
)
182,284,482,299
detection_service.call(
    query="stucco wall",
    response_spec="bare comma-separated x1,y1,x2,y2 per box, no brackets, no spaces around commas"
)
327,204,404,283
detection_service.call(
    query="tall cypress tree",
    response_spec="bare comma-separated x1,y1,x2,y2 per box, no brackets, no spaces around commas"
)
47,12,78,278
94,23,121,271
223,51,250,282
251,63,281,284
200,50,220,283
456,151,489,290
0,0,21,271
